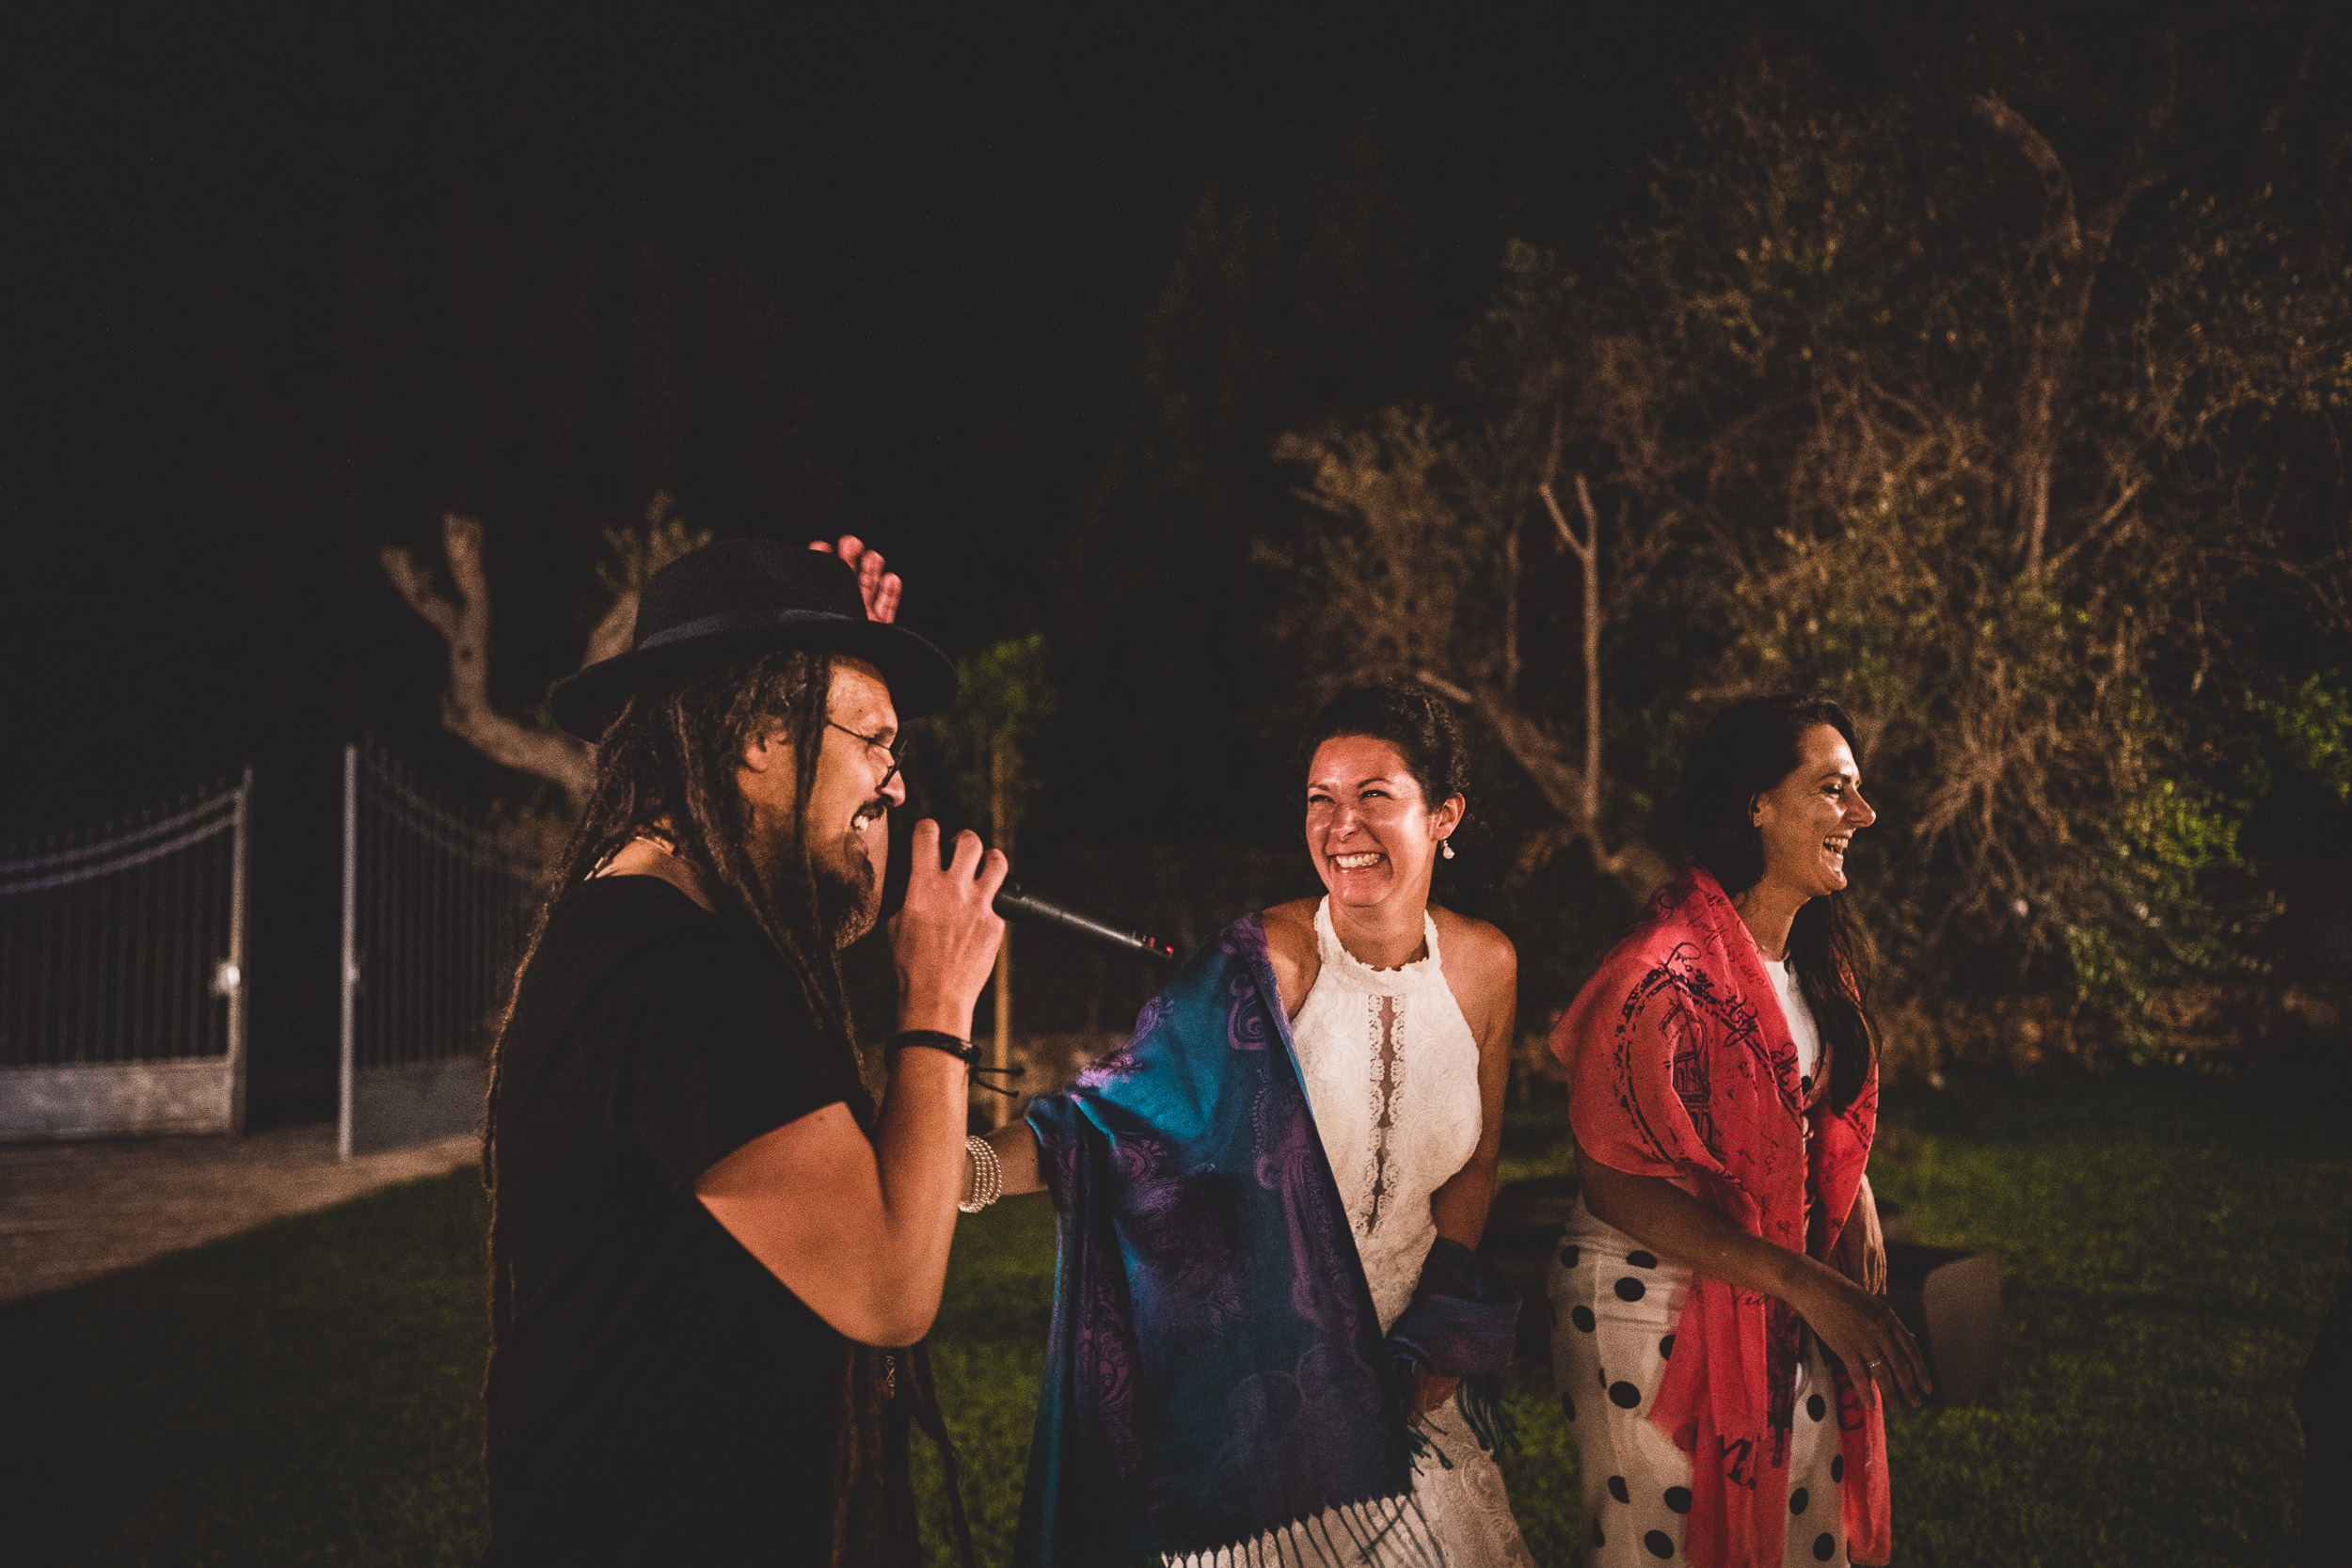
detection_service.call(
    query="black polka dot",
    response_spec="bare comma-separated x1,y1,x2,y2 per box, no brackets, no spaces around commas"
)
1645,1529,1675,1558
1608,1475,1629,1504
1615,1276,1646,1303
1560,1243,1581,1268
1831,1454,1844,1483
1660,1333,1676,1359
1664,1486,1692,1514
1627,1249,1659,1269
1560,1390,1576,1422
1609,1380,1643,1409
1591,1519,1605,1548
1790,1485,1809,1515
1806,1392,1827,1421
1813,1532,1836,1560
1571,1305,1597,1333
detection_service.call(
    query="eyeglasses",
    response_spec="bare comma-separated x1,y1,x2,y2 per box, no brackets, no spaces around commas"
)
826,721,906,794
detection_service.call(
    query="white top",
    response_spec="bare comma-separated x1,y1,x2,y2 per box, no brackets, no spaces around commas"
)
1764,954,1822,1087
1288,897,1485,1332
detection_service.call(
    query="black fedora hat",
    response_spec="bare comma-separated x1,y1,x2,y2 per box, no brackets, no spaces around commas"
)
549,539,957,740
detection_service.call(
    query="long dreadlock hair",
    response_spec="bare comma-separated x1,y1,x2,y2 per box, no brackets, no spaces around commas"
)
483,646,972,1567
482,646,847,1471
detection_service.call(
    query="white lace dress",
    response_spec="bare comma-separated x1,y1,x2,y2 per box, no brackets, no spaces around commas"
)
1288,898,1535,1568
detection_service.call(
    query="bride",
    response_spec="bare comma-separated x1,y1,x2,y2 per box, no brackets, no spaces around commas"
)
977,683,1534,1567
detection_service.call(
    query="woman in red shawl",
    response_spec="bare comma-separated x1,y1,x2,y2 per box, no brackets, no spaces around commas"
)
1547,695,1928,1568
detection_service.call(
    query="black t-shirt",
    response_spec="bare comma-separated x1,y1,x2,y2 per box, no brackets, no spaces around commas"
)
485,875,872,1565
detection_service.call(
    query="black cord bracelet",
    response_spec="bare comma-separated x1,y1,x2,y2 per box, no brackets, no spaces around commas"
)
883,1031,1029,1097
887,1030,979,1068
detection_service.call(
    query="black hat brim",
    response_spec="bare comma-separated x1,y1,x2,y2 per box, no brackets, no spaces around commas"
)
548,610,957,740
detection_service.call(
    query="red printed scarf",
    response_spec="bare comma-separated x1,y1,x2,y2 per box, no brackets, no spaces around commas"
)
1550,869,1890,1567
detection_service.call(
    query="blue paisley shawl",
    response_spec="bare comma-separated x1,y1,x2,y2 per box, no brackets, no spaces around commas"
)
1016,914,1443,1568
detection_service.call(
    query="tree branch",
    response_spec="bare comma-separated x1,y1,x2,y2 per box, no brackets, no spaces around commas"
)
381,513,596,802
1537,478,1590,563
1971,94,2168,583
585,591,639,668
1970,95,2080,258
2043,476,2148,578
1416,668,1674,901
1573,473,1603,828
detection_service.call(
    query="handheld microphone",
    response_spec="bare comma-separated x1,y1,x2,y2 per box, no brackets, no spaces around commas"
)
993,881,1178,967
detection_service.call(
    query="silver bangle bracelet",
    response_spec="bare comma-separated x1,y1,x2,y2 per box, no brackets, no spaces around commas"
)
959,1134,1003,1213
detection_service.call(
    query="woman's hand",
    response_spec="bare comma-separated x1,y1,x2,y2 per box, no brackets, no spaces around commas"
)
1832,1173,1887,1296
1579,1153,1930,1408
1788,1259,1931,1411
1410,1370,1458,1421
807,534,902,623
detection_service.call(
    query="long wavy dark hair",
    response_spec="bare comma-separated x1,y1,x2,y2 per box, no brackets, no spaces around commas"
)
1675,693,1877,1112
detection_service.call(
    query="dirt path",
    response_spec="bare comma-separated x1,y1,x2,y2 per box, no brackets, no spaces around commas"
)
0,1124,477,1305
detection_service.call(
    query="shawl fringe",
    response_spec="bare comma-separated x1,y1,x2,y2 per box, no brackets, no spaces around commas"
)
1162,1491,1445,1567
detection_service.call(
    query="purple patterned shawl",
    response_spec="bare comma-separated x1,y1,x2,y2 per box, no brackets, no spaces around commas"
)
1013,915,1437,1567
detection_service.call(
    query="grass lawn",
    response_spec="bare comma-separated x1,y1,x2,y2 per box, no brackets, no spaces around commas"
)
3,1070,2341,1566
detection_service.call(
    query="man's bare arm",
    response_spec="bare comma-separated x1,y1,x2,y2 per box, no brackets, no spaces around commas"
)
699,1057,970,1344
697,823,1005,1345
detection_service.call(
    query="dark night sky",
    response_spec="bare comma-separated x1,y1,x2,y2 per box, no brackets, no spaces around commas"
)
9,6,2344,1105
8,6,1787,825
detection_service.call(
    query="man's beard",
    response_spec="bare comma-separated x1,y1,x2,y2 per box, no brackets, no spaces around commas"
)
743,806,882,951
810,833,882,951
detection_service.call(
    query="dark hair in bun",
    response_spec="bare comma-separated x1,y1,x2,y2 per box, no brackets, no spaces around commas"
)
1299,682,1470,824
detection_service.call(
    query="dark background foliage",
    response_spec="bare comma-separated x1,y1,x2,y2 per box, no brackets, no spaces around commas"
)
8,4,2348,1108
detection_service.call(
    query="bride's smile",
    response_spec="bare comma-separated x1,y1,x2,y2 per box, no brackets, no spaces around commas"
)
1306,733,1460,926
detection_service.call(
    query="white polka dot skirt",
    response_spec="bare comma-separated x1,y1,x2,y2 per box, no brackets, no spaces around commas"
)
1547,1196,1849,1566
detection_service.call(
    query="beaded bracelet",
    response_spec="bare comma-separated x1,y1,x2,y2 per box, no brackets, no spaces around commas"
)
959,1134,1003,1212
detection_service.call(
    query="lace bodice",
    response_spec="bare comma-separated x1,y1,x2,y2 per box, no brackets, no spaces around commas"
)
1290,898,1485,1333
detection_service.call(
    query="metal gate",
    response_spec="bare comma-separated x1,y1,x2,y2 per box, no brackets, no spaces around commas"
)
339,741,540,1159
0,774,250,1140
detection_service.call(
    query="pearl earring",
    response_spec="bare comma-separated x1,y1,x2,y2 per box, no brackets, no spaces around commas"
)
1439,839,1455,861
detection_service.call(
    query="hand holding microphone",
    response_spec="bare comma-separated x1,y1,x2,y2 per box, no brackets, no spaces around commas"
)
993,880,1176,967
897,827,1177,973
890,821,1010,1038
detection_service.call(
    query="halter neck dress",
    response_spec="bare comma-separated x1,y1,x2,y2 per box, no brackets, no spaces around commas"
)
1281,898,1535,1568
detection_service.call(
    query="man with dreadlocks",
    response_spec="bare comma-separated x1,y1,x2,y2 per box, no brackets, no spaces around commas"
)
483,536,1006,1566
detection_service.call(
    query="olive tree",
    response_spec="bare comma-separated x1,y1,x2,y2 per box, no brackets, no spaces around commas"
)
1269,31,2352,1054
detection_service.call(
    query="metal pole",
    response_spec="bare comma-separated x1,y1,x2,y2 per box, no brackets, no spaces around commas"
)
133,822,152,1065
173,816,193,1061
226,769,252,1133
339,745,358,1160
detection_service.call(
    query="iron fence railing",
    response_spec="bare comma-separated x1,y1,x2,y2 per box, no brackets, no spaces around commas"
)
0,773,249,1137
339,740,540,1157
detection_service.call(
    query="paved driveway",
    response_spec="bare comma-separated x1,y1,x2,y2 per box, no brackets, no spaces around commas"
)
0,1124,477,1304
